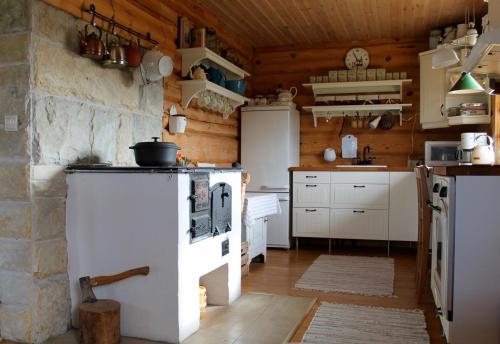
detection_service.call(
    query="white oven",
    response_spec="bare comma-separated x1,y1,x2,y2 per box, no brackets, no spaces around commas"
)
425,141,460,166
429,175,455,341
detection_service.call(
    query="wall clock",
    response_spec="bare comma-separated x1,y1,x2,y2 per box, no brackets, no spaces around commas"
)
345,48,370,69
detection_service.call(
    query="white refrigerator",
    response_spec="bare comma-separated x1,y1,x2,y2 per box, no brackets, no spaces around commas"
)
241,105,300,248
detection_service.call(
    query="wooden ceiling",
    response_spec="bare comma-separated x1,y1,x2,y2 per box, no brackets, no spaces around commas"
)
174,0,487,48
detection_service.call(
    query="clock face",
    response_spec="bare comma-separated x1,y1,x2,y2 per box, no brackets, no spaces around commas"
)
345,48,370,69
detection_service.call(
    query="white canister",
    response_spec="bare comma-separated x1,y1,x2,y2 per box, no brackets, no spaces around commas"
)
169,115,187,134
323,148,336,162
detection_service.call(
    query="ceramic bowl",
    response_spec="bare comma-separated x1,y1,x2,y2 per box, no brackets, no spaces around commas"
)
225,79,247,95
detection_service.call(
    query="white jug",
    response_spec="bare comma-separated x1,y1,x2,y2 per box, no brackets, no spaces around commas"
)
324,148,336,162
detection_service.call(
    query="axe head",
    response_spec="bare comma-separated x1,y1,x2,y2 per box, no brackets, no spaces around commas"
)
79,276,97,303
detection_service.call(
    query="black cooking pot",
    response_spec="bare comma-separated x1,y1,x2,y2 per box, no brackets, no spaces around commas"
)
129,137,179,166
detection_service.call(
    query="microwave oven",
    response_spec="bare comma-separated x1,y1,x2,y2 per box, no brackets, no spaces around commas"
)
424,141,460,166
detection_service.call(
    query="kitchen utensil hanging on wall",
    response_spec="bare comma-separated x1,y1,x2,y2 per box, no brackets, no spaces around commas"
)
379,111,394,130
79,25,105,60
341,134,357,158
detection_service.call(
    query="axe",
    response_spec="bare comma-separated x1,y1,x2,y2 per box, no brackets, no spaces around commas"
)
79,266,150,303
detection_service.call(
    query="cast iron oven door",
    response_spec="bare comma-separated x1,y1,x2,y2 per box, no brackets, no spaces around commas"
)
189,173,211,243
211,182,232,236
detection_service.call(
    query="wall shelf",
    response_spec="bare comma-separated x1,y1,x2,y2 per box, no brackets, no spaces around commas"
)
303,104,412,127
302,79,413,127
176,79,250,118
303,79,412,96
177,47,250,80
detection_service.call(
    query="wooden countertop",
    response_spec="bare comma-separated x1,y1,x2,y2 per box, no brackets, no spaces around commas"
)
432,165,500,176
289,166,415,172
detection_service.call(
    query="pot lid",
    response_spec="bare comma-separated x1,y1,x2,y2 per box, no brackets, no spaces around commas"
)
130,137,180,149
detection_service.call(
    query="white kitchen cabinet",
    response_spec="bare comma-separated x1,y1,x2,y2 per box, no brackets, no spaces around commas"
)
246,217,267,262
332,183,389,209
294,171,330,183
389,172,418,241
331,209,388,240
292,170,418,245
293,207,330,238
419,50,448,129
332,171,389,184
293,183,330,207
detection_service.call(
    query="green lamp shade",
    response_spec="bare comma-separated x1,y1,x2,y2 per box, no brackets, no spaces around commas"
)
449,72,485,94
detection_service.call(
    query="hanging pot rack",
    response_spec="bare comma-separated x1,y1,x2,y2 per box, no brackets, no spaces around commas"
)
84,4,159,46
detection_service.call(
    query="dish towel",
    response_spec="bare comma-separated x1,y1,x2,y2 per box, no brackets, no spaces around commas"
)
243,193,281,227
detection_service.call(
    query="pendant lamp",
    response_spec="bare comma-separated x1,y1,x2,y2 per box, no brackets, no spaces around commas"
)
448,72,484,94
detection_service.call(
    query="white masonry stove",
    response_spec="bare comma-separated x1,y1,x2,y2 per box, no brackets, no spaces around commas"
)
65,166,241,343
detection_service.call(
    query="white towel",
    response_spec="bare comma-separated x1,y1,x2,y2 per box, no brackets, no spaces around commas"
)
242,193,281,227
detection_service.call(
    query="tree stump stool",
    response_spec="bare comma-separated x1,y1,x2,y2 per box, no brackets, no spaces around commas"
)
79,299,120,344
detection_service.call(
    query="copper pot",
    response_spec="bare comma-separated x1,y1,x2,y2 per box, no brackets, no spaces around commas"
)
79,25,105,60
124,38,142,68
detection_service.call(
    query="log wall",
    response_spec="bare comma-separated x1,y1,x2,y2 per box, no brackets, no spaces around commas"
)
252,40,489,167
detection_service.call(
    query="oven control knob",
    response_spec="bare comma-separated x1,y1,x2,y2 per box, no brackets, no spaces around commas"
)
439,186,448,197
433,183,440,193
189,195,198,201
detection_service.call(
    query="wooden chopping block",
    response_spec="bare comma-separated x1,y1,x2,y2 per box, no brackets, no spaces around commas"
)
79,299,120,344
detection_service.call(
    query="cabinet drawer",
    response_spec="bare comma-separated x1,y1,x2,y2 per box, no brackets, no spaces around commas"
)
294,171,330,184
293,207,330,238
331,209,388,240
293,183,330,207
332,172,389,184
332,184,389,209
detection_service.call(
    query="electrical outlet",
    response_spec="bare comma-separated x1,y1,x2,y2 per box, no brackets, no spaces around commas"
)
4,115,18,132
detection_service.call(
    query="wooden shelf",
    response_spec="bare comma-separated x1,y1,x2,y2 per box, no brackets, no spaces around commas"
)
176,79,250,118
303,79,412,96
303,104,412,127
448,115,491,126
177,47,251,80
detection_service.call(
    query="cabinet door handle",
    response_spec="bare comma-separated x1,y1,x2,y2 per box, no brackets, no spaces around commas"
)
440,104,445,117
353,185,366,188
305,184,317,187
305,209,317,212
353,210,365,214
305,175,317,179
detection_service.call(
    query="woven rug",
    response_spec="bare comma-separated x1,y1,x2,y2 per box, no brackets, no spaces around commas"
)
302,303,430,344
295,255,394,296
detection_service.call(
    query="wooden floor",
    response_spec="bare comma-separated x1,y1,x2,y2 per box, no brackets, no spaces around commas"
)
242,245,445,344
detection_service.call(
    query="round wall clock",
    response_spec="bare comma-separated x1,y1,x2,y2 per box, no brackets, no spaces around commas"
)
345,48,370,69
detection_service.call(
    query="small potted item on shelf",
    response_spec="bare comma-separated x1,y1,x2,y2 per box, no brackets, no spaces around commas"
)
189,65,207,80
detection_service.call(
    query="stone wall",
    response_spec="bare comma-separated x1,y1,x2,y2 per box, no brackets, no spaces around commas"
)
0,1,164,342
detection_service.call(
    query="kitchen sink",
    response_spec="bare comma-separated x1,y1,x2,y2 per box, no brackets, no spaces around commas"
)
335,165,388,168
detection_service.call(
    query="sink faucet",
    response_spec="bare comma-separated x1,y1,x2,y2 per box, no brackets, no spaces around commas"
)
362,145,371,161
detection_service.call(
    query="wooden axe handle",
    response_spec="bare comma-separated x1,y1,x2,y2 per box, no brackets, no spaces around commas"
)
90,266,149,287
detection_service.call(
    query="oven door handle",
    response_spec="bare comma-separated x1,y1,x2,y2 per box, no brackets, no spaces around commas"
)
426,200,442,213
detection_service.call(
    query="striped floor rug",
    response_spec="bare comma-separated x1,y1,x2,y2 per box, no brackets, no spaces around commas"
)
295,255,394,296
302,303,430,344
